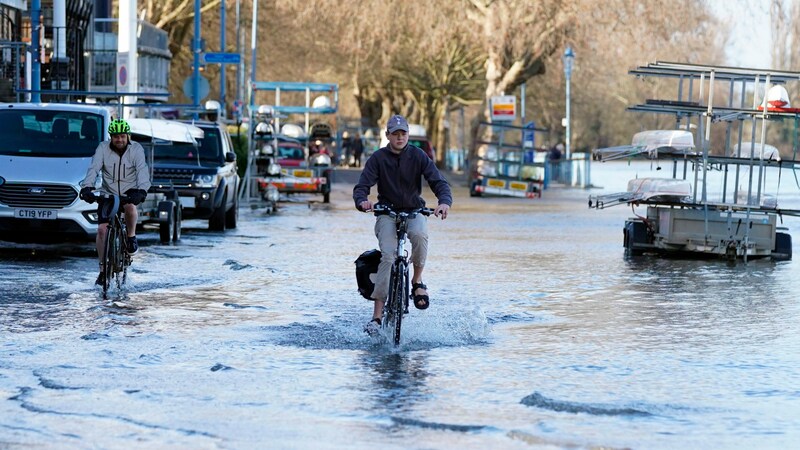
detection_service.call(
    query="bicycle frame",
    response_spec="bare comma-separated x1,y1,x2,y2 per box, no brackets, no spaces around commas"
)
385,214,411,345
374,205,433,345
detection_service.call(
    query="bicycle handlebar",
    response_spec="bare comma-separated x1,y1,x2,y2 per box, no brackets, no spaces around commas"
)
90,190,132,205
372,204,434,218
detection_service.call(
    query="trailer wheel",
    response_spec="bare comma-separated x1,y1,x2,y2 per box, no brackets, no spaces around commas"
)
159,207,173,244
469,181,482,197
322,170,332,203
624,220,646,256
172,205,182,242
772,232,792,261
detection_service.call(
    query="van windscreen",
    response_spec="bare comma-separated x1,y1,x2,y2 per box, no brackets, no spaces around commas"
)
0,110,103,157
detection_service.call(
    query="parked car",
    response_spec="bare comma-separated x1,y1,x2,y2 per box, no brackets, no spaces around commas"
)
257,131,334,204
275,138,307,166
0,103,174,244
409,135,436,160
149,119,240,231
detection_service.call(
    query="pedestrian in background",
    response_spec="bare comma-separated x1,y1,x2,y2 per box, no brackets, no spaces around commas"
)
352,132,364,168
341,131,352,167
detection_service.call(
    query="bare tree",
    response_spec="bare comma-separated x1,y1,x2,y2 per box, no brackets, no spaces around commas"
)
278,0,486,162
112,0,732,158
460,0,576,160
529,0,729,152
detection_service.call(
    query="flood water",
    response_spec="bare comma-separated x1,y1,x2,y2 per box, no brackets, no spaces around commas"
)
2,161,800,449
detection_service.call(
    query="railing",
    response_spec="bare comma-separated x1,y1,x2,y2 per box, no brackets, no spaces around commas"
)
0,23,171,103
88,19,172,100
549,152,592,188
0,42,25,102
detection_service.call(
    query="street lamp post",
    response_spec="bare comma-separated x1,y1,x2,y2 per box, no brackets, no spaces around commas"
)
563,46,575,161
193,0,201,113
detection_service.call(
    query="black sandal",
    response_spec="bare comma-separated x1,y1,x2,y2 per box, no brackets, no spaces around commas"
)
412,282,430,310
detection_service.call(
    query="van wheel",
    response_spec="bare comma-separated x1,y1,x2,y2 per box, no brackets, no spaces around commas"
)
209,192,226,231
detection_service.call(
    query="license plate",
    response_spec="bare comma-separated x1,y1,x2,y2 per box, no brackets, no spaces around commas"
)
487,178,506,188
293,170,313,177
509,181,528,191
15,208,57,220
180,196,196,208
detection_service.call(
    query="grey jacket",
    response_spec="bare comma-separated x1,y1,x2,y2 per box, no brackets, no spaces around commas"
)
353,144,452,210
80,140,152,195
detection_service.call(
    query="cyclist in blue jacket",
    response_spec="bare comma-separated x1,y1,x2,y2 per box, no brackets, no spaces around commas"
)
79,119,151,286
353,114,452,334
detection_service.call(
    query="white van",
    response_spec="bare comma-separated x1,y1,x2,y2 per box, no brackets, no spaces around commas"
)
0,104,177,244
0,103,114,243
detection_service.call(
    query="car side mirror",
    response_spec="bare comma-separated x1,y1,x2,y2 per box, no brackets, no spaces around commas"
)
225,152,236,162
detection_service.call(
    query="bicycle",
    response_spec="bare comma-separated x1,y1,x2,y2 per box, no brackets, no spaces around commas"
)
373,204,433,345
92,191,133,299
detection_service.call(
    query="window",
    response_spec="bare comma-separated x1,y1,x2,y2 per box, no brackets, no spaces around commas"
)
0,110,103,157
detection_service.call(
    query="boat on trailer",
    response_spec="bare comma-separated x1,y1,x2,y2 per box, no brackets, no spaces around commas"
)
590,61,800,261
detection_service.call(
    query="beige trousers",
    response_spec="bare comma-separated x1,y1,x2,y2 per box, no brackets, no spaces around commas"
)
371,214,428,301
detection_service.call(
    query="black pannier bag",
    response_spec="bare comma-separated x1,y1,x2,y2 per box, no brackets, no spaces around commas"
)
354,249,382,299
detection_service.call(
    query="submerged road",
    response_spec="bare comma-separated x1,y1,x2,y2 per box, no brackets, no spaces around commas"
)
1,163,800,449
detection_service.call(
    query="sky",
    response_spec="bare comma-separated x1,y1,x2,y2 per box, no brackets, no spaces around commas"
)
712,0,773,69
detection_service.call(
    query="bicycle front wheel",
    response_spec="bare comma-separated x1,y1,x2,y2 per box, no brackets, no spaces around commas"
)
118,221,130,287
101,227,116,298
390,263,407,346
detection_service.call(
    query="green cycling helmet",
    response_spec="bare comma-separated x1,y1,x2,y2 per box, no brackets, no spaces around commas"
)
108,119,131,135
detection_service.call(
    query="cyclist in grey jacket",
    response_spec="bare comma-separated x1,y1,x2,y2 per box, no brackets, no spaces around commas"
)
79,119,151,285
353,114,452,334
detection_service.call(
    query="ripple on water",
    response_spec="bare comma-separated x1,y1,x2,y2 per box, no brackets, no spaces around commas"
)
520,392,653,417
390,416,489,432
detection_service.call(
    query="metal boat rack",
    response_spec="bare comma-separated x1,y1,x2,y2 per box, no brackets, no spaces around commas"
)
590,61,800,260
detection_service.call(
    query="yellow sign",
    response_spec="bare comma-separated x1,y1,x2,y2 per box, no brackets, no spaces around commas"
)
293,170,313,177
487,178,506,188
509,181,528,191
490,95,516,122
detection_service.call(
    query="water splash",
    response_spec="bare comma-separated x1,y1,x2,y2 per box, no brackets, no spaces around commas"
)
265,306,491,351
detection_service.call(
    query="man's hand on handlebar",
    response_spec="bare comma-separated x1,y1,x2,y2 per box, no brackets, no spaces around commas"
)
125,188,148,206
79,187,96,204
434,204,449,220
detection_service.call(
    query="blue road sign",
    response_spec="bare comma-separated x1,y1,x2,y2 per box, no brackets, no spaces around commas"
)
203,52,241,64
523,121,536,148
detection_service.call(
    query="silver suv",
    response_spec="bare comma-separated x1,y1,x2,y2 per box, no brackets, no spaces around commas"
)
151,120,240,231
